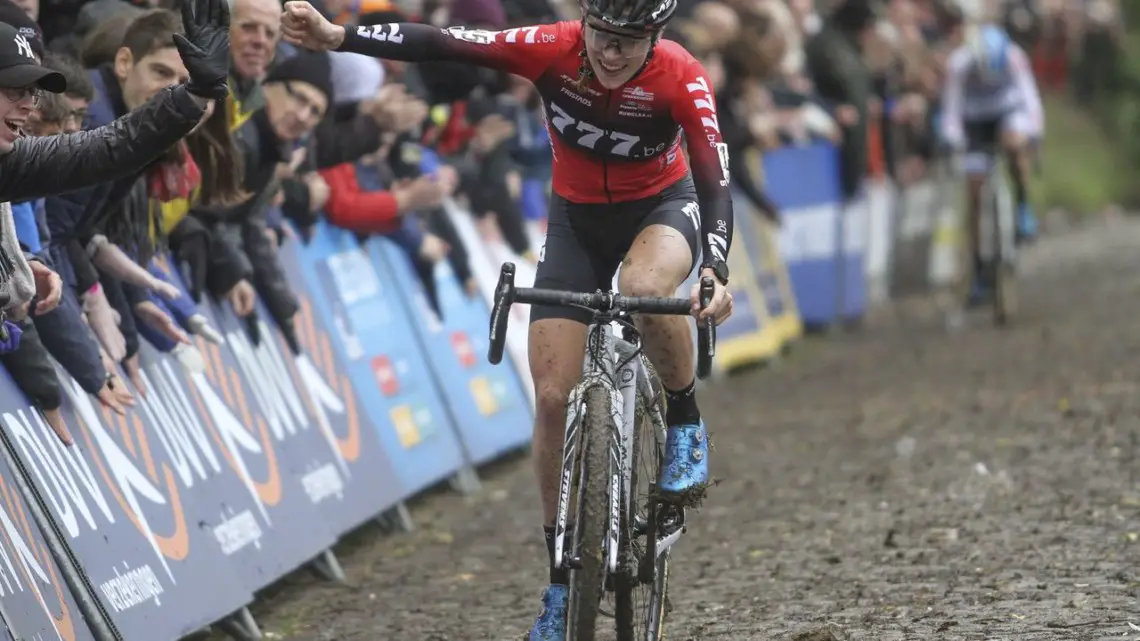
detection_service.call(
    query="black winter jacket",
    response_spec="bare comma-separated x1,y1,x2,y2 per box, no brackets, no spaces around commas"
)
0,84,206,203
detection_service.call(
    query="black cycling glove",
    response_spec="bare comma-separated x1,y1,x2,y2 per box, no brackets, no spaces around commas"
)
173,0,232,101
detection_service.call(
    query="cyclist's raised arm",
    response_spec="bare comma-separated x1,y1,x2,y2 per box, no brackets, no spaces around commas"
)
672,59,734,267
939,49,969,148
336,22,572,80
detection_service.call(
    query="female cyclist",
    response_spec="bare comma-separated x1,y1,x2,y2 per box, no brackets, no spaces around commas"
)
281,1,735,637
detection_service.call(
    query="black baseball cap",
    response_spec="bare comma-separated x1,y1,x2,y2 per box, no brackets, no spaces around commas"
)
0,22,65,93
0,0,42,58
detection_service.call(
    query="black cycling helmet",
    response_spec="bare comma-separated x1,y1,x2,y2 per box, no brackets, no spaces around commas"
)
582,0,678,33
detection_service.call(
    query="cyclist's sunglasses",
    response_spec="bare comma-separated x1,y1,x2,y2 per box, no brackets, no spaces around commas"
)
583,23,653,59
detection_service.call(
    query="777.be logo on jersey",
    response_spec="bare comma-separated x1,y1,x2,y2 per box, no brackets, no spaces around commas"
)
444,26,556,45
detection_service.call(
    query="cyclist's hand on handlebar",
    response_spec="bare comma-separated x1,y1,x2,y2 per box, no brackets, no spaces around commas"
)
690,269,733,325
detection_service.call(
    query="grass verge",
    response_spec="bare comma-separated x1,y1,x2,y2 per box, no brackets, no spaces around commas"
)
1030,93,1128,216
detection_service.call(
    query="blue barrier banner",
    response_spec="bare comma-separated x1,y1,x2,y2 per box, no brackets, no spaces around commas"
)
0,365,253,640
278,294,408,535
0,408,96,641
287,223,468,495
151,256,403,545
148,257,384,595
370,236,533,466
767,144,844,327
521,178,548,222
140,331,340,597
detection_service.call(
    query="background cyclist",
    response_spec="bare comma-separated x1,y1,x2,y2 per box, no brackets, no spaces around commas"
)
279,1,734,638
940,5,1045,303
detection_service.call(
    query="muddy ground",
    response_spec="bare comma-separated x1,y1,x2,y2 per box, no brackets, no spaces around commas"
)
203,218,1140,641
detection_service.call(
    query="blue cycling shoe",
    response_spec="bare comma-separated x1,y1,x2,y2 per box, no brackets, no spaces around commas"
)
658,421,709,504
527,584,568,641
967,276,992,308
1016,203,1038,244
966,258,994,308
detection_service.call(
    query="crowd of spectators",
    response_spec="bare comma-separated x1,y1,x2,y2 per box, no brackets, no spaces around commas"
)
0,0,1088,447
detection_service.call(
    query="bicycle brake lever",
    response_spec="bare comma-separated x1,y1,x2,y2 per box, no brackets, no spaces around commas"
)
488,263,516,364
698,276,715,323
696,276,716,380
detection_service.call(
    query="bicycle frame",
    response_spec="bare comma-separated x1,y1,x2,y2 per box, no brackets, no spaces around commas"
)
553,324,682,576
961,145,1018,268
981,153,1017,269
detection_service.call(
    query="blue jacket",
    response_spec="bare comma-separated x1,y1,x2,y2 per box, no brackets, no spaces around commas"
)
12,201,41,253
135,258,200,353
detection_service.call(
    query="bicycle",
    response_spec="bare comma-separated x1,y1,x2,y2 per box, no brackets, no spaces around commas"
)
487,263,717,641
949,138,1019,328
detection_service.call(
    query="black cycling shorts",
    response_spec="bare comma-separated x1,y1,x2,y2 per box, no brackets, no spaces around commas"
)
965,118,1003,152
530,176,701,326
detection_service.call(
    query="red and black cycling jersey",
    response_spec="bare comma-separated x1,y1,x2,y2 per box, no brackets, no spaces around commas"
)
337,20,734,265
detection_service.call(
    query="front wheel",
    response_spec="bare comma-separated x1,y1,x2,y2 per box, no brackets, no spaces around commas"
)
989,170,1018,326
614,390,671,641
567,386,615,641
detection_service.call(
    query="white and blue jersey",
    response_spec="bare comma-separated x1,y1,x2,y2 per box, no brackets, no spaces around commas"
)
939,24,1044,148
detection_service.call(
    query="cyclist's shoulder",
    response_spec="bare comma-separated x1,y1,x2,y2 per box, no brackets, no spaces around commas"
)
653,37,701,70
644,39,707,97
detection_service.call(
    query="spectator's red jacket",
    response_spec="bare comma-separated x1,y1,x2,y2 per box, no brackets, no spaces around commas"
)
318,163,401,234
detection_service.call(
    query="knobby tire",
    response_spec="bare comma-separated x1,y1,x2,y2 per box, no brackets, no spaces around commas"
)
569,386,616,641
991,172,1017,326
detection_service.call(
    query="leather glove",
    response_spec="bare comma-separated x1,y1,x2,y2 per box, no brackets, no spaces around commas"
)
173,0,232,101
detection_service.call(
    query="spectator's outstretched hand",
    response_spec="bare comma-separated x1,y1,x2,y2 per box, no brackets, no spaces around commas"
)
42,408,72,447
135,301,192,346
29,261,61,315
394,175,448,212
419,234,450,263
282,1,345,51
174,0,232,101
148,276,182,300
99,349,137,410
84,289,128,361
227,280,257,317
122,354,147,399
